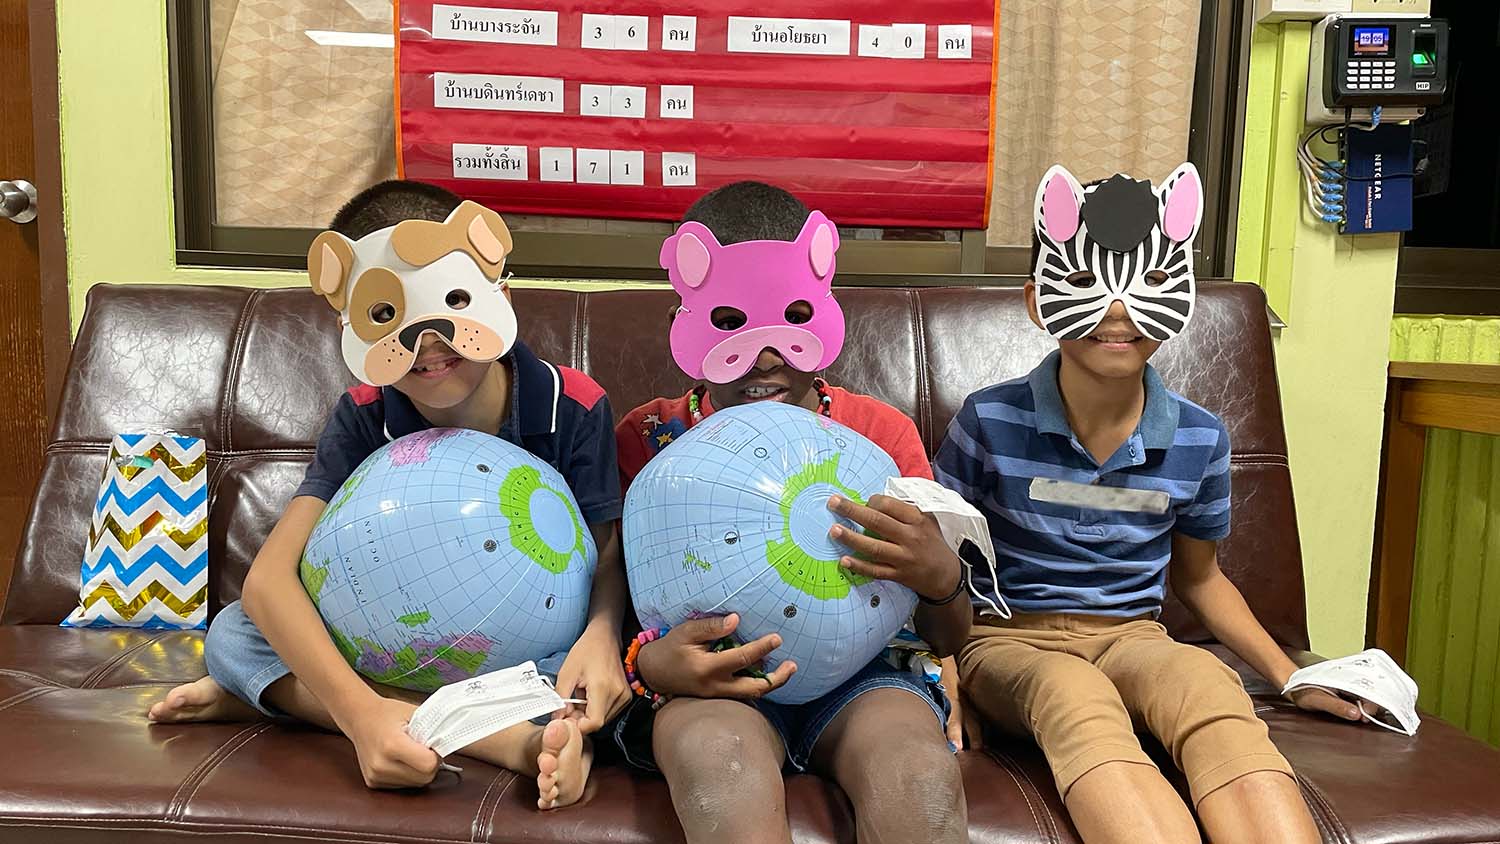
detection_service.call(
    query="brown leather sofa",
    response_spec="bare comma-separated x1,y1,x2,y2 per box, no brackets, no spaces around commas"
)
2,281,1498,844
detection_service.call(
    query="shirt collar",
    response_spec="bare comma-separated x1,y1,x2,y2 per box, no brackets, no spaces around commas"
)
1028,349,1179,450
1138,365,1179,450
380,340,560,441
508,340,562,437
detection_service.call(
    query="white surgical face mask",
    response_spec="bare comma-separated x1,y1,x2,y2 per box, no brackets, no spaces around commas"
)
406,661,582,758
1282,649,1421,736
882,477,1011,619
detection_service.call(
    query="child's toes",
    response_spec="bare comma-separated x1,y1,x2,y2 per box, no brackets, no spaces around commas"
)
535,720,573,810
148,677,231,722
536,719,591,811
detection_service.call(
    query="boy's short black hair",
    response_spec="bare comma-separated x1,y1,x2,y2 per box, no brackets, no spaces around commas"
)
682,181,810,244
330,180,463,239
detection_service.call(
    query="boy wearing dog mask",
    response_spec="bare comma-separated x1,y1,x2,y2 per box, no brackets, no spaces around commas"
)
150,181,626,810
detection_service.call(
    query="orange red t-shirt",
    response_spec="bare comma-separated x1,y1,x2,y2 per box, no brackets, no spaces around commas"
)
616,386,933,489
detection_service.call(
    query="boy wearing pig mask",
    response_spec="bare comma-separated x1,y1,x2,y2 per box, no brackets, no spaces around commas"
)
611,182,970,844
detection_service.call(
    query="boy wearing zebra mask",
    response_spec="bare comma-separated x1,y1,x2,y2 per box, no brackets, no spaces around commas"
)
934,163,1367,844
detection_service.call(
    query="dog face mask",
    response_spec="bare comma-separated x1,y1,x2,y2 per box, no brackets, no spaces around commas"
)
662,211,845,384
1031,162,1204,342
307,201,518,386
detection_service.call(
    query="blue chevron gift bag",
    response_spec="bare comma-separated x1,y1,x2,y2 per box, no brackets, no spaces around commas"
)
63,433,209,629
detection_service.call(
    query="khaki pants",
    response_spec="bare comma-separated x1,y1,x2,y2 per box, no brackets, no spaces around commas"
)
959,613,1293,806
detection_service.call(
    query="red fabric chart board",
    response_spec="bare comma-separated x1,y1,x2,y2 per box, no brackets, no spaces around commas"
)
396,1,999,228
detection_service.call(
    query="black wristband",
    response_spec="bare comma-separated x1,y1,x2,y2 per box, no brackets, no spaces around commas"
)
920,570,967,606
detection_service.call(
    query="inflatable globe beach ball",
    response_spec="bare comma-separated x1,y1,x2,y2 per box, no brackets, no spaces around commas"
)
301,428,596,692
624,401,917,704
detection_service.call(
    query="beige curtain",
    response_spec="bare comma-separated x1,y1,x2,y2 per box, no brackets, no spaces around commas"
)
209,1,1199,241
988,0,1200,245
212,0,397,228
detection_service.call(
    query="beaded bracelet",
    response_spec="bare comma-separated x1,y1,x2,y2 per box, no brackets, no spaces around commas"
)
624,626,672,710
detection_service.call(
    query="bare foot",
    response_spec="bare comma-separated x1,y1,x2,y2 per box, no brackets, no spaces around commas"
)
536,719,592,810
147,676,262,723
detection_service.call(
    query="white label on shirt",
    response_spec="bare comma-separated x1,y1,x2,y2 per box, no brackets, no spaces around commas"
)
660,85,694,119
662,15,697,51
431,5,559,46
938,25,972,59
452,144,528,180
434,72,564,113
727,17,851,56
1028,478,1171,515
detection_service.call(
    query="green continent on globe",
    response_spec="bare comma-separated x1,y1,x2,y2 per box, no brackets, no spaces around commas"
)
764,454,874,600
395,609,431,627
299,554,330,606
330,628,494,692
315,459,373,530
499,465,585,574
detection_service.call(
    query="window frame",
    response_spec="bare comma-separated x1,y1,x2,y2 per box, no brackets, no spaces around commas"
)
1395,248,1500,316
168,0,1249,283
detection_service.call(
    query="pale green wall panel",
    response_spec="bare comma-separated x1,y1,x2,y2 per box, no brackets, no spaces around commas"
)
1391,317,1500,363
1391,315,1500,746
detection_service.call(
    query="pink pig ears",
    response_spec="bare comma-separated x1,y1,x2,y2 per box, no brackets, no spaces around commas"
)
660,222,721,289
1158,163,1204,244
795,211,839,279
1035,165,1085,243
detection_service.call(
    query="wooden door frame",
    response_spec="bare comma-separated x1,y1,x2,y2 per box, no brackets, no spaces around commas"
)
26,0,70,429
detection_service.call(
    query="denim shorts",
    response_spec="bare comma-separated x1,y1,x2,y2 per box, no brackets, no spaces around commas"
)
613,656,950,773
203,600,568,717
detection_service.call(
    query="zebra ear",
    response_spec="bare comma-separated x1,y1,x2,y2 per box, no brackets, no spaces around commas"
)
1159,163,1204,244
1035,165,1085,243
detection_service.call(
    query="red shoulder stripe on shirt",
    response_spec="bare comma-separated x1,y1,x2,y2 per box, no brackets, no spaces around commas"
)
826,386,934,479
559,366,606,411
346,384,380,406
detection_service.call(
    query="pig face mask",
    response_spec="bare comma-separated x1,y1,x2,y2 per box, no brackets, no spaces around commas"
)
661,211,845,384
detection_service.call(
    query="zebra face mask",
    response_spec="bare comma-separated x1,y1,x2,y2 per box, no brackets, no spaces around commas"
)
1032,163,1204,342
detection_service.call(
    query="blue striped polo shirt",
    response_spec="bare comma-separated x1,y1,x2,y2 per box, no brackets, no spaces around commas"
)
933,350,1231,617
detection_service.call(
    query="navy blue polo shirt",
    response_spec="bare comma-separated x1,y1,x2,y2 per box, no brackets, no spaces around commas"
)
296,340,622,525
933,350,1231,617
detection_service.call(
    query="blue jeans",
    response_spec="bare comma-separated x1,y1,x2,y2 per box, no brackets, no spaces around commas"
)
204,600,568,716
613,656,950,773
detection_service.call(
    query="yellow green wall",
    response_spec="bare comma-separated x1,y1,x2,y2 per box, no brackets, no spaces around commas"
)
1390,317,1500,746
58,5,1399,654
54,0,636,330
1234,22,1401,658
56,2,300,327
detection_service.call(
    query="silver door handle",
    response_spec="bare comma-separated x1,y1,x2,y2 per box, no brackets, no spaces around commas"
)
0,180,37,224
